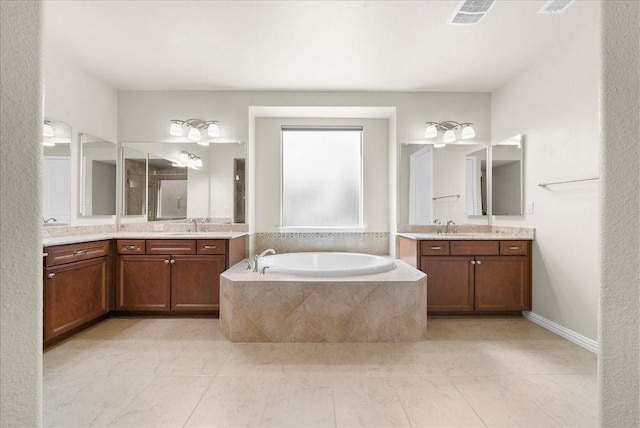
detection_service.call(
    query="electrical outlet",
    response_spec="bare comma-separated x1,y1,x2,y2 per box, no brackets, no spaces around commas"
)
526,202,534,214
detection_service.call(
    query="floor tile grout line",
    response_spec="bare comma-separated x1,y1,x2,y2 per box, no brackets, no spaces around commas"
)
448,376,490,428
387,377,417,428
181,375,216,428
102,374,159,427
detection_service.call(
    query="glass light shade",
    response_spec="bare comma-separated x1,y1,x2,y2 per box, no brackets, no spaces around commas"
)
207,123,220,137
424,124,438,139
43,122,54,137
433,143,446,148
169,122,183,136
187,127,201,141
187,158,196,168
179,152,189,162
194,158,203,168
196,141,210,147
461,125,475,139
443,129,457,143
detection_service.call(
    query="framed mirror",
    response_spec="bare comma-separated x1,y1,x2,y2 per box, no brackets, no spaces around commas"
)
492,134,524,216
79,133,117,217
43,120,72,225
400,142,488,225
121,145,147,217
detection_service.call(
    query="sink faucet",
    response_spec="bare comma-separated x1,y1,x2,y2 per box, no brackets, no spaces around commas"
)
253,248,276,272
190,218,198,232
445,220,456,234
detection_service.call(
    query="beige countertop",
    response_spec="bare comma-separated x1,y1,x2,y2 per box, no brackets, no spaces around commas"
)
396,232,534,241
43,232,249,247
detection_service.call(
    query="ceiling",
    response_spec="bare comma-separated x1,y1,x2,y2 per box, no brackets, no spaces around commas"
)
43,0,599,92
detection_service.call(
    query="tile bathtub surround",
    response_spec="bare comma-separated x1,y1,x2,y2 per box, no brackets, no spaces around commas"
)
220,260,426,342
254,232,389,255
43,317,597,428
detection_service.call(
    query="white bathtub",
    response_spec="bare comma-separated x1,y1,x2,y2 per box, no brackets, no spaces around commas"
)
257,252,395,277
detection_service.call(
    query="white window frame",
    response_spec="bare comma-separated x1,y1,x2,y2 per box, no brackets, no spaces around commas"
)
279,125,364,232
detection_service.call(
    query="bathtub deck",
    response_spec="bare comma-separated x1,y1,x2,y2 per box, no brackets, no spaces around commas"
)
220,260,427,342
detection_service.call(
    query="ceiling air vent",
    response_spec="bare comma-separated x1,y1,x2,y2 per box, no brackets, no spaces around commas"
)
449,0,495,25
538,0,575,14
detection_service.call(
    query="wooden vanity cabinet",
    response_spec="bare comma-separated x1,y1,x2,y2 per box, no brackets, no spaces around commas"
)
399,236,531,315
43,240,111,344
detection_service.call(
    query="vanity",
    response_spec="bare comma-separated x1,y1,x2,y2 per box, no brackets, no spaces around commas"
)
397,232,532,315
43,233,247,347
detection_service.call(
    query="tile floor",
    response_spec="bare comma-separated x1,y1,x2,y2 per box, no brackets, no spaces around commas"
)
43,317,597,427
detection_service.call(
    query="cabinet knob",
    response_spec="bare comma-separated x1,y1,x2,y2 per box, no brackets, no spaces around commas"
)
170,259,176,264
476,260,482,265
470,260,476,265
164,259,170,264
47,273,56,279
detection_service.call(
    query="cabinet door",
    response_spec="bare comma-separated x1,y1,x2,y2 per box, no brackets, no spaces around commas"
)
475,256,530,311
117,255,171,311
44,257,109,342
421,256,475,313
171,255,225,311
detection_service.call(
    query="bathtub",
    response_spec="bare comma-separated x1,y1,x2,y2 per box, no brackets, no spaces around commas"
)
257,252,395,277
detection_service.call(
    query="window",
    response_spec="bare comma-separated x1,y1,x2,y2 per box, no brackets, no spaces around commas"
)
281,126,363,229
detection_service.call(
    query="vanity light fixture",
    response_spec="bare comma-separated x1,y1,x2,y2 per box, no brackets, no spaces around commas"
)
424,121,475,146
169,119,221,146
178,150,203,169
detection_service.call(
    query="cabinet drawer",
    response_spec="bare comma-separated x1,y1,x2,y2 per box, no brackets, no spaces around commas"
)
146,240,196,255
45,240,110,267
197,240,226,255
500,241,529,256
450,240,499,256
420,241,450,256
117,240,145,255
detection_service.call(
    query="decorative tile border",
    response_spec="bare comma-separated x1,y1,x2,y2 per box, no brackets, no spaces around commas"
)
254,232,390,255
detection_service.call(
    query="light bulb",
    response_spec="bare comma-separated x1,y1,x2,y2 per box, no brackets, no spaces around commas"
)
179,152,189,162
187,158,196,168
443,129,456,143
461,125,475,139
187,127,201,141
424,124,438,139
169,122,183,136
43,122,54,137
194,158,203,168
196,141,210,147
207,122,220,137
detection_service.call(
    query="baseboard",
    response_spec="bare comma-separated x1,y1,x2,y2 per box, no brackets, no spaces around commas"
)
523,311,598,354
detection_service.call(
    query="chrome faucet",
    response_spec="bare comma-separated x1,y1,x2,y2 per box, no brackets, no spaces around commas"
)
43,217,57,224
445,220,456,234
253,248,276,272
190,218,198,233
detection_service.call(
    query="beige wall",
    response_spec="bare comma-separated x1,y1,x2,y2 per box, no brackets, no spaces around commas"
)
254,117,389,232
599,1,640,426
0,1,43,426
491,19,601,341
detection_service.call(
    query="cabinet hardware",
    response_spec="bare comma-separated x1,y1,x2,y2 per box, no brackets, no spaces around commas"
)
471,260,476,265
47,273,56,279
476,260,482,265
125,245,139,250
170,259,176,264
508,246,520,250
430,246,441,250
204,245,217,249
73,250,88,255
164,259,170,264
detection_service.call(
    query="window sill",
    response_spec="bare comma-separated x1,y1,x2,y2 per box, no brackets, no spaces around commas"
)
278,226,366,233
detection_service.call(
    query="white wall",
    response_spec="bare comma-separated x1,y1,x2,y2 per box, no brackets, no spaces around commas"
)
209,143,246,221
491,20,601,341
43,47,118,224
0,1,43,426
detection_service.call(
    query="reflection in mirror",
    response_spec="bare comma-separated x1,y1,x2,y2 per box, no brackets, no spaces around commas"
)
465,148,487,216
147,155,188,221
492,135,523,216
122,146,147,216
80,133,117,216
43,120,72,224
234,158,246,223
400,143,489,225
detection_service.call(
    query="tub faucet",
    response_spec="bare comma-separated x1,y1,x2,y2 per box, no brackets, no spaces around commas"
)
253,248,276,272
445,220,456,234
190,218,198,233
43,217,57,224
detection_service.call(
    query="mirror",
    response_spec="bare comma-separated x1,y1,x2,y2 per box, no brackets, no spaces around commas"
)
79,133,117,216
400,143,488,225
43,120,72,224
492,135,523,216
120,142,246,223
121,146,147,216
